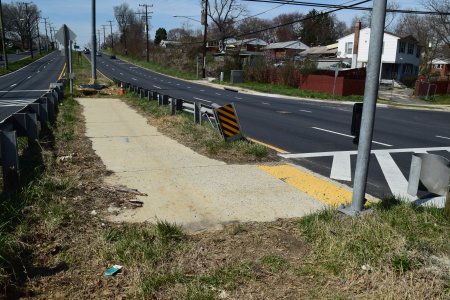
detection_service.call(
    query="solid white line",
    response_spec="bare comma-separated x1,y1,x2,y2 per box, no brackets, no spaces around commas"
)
0,89,48,93
312,127,393,147
299,109,312,113
279,146,450,159
0,104,28,107
375,152,414,200
330,152,352,181
436,135,450,140
152,85,161,89
193,97,211,103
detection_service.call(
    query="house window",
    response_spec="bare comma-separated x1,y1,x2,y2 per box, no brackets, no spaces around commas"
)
416,46,420,58
399,42,405,53
345,42,353,54
403,64,412,74
407,43,414,54
436,64,443,69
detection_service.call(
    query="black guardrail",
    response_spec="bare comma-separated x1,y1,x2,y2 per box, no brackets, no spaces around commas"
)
0,81,64,192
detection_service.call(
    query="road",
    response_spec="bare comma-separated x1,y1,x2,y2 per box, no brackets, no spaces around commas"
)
0,51,65,122
94,54,450,200
0,50,32,66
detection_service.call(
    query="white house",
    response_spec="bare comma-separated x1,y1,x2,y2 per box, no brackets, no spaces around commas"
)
337,28,421,82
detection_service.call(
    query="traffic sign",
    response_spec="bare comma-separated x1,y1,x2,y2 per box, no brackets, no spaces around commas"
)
55,25,77,43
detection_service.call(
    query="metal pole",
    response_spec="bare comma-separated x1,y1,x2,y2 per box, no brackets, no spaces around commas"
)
202,0,208,79
91,0,97,81
36,16,41,55
0,0,9,70
69,39,73,94
108,20,114,51
97,29,101,50
340,0,387,216
43,17,49,52
23,2,33,59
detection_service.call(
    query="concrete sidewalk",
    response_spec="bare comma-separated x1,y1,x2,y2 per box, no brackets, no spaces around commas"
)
78,98,326,233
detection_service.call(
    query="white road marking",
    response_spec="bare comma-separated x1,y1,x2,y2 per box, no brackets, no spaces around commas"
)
187,86,192,89
262,102,270,105
176,83,180,86
235,97,242,100
200,90,205,92
132,78,138,81
0,89,48,93
152,85,161,89
330,152,352,181
276,111,292,114
120,72,124,75
27,76,32,79
279,146,450,159
312,127,393,147
436,135,450,140
10,84,17,88
375,152,414,200
112,68,115,71
216,93,221,96
193,97,211,103
299,109,312,113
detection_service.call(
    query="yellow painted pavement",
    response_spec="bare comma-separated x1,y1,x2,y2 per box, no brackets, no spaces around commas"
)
258,164,353,206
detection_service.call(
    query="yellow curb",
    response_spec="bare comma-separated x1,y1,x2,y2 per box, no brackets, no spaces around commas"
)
247,137,290,154
258,164,352,206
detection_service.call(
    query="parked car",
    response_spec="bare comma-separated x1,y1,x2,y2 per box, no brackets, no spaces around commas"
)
96,52,102,56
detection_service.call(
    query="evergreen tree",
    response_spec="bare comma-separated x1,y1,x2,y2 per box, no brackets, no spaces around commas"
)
154,27,167,45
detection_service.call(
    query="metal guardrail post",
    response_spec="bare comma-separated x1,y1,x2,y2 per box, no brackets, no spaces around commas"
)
152,91,158,101
47,95,56,123
171,98,176,115
39,97,49,124
176,99,183,111
162,95,169,105
194,102,200,124
1,130,19,192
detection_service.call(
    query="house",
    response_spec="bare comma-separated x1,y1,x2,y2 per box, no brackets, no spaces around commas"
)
337,28,421,82
225,38,267,52
431,58,450,79
299,43,344,70
160,40,182,48
264,40,309,61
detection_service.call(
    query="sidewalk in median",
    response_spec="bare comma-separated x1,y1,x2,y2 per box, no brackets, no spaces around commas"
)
77,97,328,233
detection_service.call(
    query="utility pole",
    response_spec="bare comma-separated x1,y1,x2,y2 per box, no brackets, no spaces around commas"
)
0,0,8,70
50,26,55,49
36,15,41,55
108,20,114,52
339,0,387,216
201,0,208,79
101,24,107,49
21,2,33,59
42,17,49,52
91,0,97,81
139,4,153,62
97,29,101,49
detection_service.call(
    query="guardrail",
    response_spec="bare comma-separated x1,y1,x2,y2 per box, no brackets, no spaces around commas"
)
0,81,64,192
112,78,220,128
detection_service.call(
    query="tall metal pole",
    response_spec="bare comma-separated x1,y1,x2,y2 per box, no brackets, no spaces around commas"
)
91,0,97,81
101,24,106,49
36,16,41,55
108,20,114,51
42,17,49,52
340,0,387,216
0,0,9,70
97,29,101,49
202,0,208,79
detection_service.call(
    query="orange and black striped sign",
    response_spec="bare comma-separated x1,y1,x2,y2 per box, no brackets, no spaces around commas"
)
214,103,242,141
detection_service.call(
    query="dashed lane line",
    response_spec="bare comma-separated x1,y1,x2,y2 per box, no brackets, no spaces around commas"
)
299,109,312,113
436,135,450,140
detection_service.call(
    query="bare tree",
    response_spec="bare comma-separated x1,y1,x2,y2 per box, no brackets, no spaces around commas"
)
422,0,450,50
272,12,304,42
207,0,247,43
3,2,39,51
235,17,272,41
361,0,400,31
114,3,137,55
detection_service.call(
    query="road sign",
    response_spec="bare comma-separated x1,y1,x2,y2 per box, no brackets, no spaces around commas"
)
55,25,77,43
214,103,242,141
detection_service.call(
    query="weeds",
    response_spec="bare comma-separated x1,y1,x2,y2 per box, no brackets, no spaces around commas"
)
260,254,289,272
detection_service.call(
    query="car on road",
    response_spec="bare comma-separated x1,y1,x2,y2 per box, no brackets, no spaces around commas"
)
96,52,102,56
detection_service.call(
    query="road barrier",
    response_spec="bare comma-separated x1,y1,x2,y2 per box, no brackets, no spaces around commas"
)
112,79,245,141
408,153,450,196
0,81,64,192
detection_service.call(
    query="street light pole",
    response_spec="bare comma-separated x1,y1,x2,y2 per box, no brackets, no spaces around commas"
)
0,0,8,70
202,0,208,79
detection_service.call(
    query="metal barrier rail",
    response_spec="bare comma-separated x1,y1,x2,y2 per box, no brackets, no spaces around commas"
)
113,78,219,127
0,81,65,192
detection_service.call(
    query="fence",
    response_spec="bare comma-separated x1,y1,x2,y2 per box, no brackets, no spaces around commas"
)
0,82,64,192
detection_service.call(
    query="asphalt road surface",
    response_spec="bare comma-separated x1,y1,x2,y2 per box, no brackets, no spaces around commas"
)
0,51,65,122
93,54,450,200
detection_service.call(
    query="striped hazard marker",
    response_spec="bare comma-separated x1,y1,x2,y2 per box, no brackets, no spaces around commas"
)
214,103,242,141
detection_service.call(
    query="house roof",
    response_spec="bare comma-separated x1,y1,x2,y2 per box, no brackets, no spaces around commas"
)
432,58,450,64
227,38,268,47
265,40,309,50
300,44,337,56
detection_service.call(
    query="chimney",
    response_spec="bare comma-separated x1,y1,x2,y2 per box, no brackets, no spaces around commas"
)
352,21,361,69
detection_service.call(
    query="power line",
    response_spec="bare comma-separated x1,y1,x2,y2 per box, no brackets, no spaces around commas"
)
243,0,450,16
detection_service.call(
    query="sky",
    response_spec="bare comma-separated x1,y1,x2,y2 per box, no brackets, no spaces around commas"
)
23,0,424,47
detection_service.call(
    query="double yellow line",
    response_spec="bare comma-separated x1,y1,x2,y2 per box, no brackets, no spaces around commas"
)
58,63,67,80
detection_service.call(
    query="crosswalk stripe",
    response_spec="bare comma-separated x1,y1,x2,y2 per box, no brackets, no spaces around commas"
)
279,146,450,159
374,152,414,200
330,152,352,181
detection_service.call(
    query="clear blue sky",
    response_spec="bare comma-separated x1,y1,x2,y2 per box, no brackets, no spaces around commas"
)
29,0,423,47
